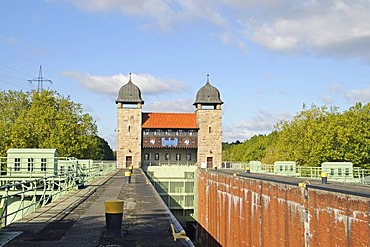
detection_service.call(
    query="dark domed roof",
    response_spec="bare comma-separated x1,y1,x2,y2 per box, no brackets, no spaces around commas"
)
116,76,144,105
194,76,223,106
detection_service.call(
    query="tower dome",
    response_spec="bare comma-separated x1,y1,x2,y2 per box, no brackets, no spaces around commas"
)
193,75,223,106
115,74,144,105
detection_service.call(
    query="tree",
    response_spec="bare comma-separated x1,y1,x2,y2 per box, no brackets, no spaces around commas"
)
0,90,113,159
93,136,115,160
222,103,370,168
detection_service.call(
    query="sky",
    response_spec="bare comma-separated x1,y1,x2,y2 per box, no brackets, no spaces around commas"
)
1,0,370,150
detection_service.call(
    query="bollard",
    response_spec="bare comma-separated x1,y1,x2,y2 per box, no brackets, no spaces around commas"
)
245,166,251,174
125,171,131,184
105,199,124,238
321,172,328,184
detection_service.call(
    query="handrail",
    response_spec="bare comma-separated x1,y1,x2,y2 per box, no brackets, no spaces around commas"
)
220,161,370,185
0,160,117,227
0,173,79,226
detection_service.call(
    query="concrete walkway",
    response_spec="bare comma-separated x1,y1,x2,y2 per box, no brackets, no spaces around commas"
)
1,169,190,247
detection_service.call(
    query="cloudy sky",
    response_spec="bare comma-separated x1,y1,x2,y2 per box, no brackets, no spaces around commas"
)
1,0,370,149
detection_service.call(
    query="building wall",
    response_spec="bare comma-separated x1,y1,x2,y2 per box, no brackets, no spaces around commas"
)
197,170,370,247
116,106,142,168
141,148,197,166
196,109,222,168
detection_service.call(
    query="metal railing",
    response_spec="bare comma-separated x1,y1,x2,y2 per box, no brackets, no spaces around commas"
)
0,159,117,227
0,173,78,227
220,161,370,185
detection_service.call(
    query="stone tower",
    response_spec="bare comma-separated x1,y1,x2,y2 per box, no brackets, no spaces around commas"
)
116,75,144,168
194,75,223,168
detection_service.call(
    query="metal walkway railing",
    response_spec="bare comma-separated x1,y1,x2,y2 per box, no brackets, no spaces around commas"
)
0,160,116,227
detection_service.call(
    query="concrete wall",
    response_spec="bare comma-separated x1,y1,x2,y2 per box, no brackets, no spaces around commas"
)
197,170,370,247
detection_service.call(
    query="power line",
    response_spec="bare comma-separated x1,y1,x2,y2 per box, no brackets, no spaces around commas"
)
28,65,52,92
0,61,34,77
0,72,28,82
0,78,29,90
0,46,38,65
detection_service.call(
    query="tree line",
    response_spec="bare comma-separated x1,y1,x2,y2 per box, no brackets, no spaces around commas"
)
223,103,370,169
0,90,114,160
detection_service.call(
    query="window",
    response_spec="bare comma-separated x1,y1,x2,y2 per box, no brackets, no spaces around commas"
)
28,158,34,172
143,129,150,135
187,154,191,161
155,153,159,160
345,168,350,176
176,154,181,161
144,153,149,160
208,126,212,133
14,158,20,171
154,129,163,136
331,168,334,176
188,130,197,136
338,168,342,176
60,166,65,174
41,158,47,172
165,154,170,161
166,129,173,135
128,126,131,132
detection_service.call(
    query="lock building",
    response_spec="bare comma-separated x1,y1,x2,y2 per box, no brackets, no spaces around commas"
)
115,75,223,169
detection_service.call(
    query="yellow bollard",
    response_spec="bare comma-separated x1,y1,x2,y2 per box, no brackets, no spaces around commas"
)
105,199,124,238
298,183,306,188
321,172,328,184
125,171,131,184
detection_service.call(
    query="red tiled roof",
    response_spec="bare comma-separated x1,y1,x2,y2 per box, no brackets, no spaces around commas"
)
142,112,197,129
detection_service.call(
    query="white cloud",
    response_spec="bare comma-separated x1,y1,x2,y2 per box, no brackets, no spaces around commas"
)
223,109,292,142
59,1,370,61
64,0,228,31
231,1,370,60
60,71,188,96
345,87,370,103
319,95,335,104
144,98,194,112
222,125,259,143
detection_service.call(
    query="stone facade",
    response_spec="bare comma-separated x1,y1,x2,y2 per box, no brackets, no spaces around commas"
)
196,108,222,168
116,104,142,168
116,77,223,168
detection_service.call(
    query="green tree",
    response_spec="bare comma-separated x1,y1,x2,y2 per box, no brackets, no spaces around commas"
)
0,90,113,159
223,103,370,169
93,136,115,160
274,104,333,166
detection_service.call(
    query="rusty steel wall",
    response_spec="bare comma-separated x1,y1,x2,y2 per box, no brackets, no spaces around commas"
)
197,170,370,247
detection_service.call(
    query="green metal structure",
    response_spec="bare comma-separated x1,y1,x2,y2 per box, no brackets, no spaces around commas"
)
221,160,370,184
273,161,298,176
0,148,117,227
144,165,198,223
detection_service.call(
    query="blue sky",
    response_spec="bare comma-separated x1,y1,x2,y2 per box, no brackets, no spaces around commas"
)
1,0,370,150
